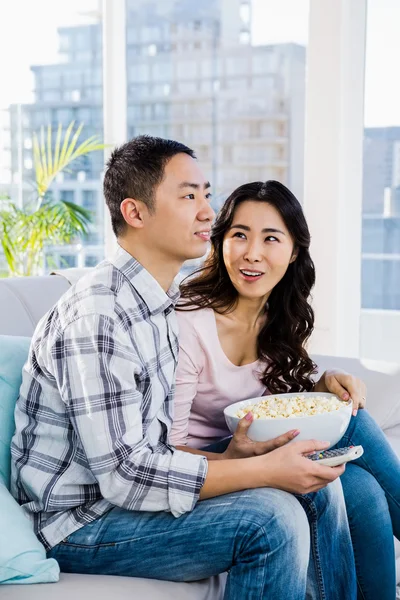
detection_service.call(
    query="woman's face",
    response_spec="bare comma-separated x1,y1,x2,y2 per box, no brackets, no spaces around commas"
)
222,200,296,301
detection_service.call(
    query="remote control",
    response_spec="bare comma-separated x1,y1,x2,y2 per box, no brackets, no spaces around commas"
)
308,445,364,467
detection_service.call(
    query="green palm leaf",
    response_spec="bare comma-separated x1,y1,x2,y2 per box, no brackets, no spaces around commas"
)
33,121,106,199
0,121,105,277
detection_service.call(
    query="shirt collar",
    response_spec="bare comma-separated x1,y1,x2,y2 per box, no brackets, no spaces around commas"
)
108,245,180,315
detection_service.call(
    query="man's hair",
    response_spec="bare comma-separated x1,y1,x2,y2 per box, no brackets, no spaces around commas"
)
103,135,196,236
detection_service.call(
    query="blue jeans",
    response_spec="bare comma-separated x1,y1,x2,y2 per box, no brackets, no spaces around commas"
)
333,410,400,600
207,410,400,600
48,480,356,599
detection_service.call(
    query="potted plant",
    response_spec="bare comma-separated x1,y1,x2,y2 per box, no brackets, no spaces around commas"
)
0,121,105,277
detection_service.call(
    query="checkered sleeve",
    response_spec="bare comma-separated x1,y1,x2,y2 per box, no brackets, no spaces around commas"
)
51,313,207,516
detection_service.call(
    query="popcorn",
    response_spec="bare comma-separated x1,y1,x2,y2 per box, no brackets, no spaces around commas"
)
235,395,346,420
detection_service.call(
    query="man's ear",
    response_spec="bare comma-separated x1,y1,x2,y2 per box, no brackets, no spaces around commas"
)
120,197,147,229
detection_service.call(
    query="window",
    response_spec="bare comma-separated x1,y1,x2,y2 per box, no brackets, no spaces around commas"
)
65,70,83,87
128,63,150,82
60,190,75,203
82,190,97,212
56,108,73,124
91,68,102,85
0,0,106,280
71,90,81,102
60,255,77,268
177,61,197,80
76,51,92,63
252,76,274,90
59,35,69,52
226,78,247,90
43,90,61,102
152,62,173,80
226,57,247,76
153,103,167,118
178,82,197,94
85,255,100,267
41,70,61,87
240,3,251,25
362,258,400,310
78,108,92,123
201,59,212,78
128,105,141,121
142,27,160,43
239,31,251,45
360,0,400,361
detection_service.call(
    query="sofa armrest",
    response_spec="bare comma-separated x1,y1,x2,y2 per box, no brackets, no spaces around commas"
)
312,354,400,431
50,268,92,287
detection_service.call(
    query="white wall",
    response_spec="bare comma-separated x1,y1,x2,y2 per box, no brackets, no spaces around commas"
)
304,0,367,358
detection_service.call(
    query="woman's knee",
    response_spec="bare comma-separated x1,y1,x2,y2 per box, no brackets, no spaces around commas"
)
341,464,390,526
344,408,381,444
303,478,347,523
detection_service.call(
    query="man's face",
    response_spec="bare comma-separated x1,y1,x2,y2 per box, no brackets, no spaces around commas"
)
143,153,215,263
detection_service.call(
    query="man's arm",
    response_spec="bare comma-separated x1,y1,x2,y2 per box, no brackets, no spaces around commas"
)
200,439,346,498
52,313,207,517
52,314,346,511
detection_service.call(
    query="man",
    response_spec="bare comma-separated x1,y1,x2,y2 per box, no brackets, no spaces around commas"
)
11,136,356,599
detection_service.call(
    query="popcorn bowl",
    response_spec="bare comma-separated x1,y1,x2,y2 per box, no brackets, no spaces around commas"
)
224,392,352,449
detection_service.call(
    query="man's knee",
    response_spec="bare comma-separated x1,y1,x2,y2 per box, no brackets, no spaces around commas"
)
233,489,310,560
308,478,347,521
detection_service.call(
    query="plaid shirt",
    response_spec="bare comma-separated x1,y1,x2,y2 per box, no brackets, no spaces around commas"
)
11,246,207,550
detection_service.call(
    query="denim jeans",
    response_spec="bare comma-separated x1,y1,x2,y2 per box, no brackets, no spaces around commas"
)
206,409,400,600
48,480,356,599
333,410,400,600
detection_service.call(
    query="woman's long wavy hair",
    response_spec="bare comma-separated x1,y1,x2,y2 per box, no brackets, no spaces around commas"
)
178,180,317,393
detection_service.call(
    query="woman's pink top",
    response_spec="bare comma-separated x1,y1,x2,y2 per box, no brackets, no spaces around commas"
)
170,307,266,449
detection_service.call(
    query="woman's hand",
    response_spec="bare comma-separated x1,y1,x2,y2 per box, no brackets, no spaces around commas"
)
314,369,367,416
222,412,299,460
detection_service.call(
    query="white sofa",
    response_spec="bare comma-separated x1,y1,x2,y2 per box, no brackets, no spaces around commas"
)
1,272,399,599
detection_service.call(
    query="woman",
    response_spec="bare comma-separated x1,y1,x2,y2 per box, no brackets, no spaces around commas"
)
171,180,400,600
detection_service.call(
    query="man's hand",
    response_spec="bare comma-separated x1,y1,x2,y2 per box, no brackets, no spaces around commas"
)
255,439,346,494
314,369,367,417
223,411,299,459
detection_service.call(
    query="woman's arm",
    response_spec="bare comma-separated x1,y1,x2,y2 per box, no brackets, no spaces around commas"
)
314,369,367,416
170,343,198,446
170,311,207,447
171,312,228,460
172,341,225,460
176,445,225,461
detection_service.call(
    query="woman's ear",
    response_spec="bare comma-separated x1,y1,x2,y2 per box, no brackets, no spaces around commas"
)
289,249,298,264
120,197,146,230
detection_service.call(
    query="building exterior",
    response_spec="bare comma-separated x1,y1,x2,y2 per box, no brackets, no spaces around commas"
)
5,0,306,271
362,127,400,309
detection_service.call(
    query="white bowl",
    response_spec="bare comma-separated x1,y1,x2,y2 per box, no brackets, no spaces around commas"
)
224,392,352,449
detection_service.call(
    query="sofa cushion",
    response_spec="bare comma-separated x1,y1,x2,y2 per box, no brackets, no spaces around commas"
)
312,354,400,431
0,276,69,337
0,481,60,585
0,334,59,585
0,335,30,487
